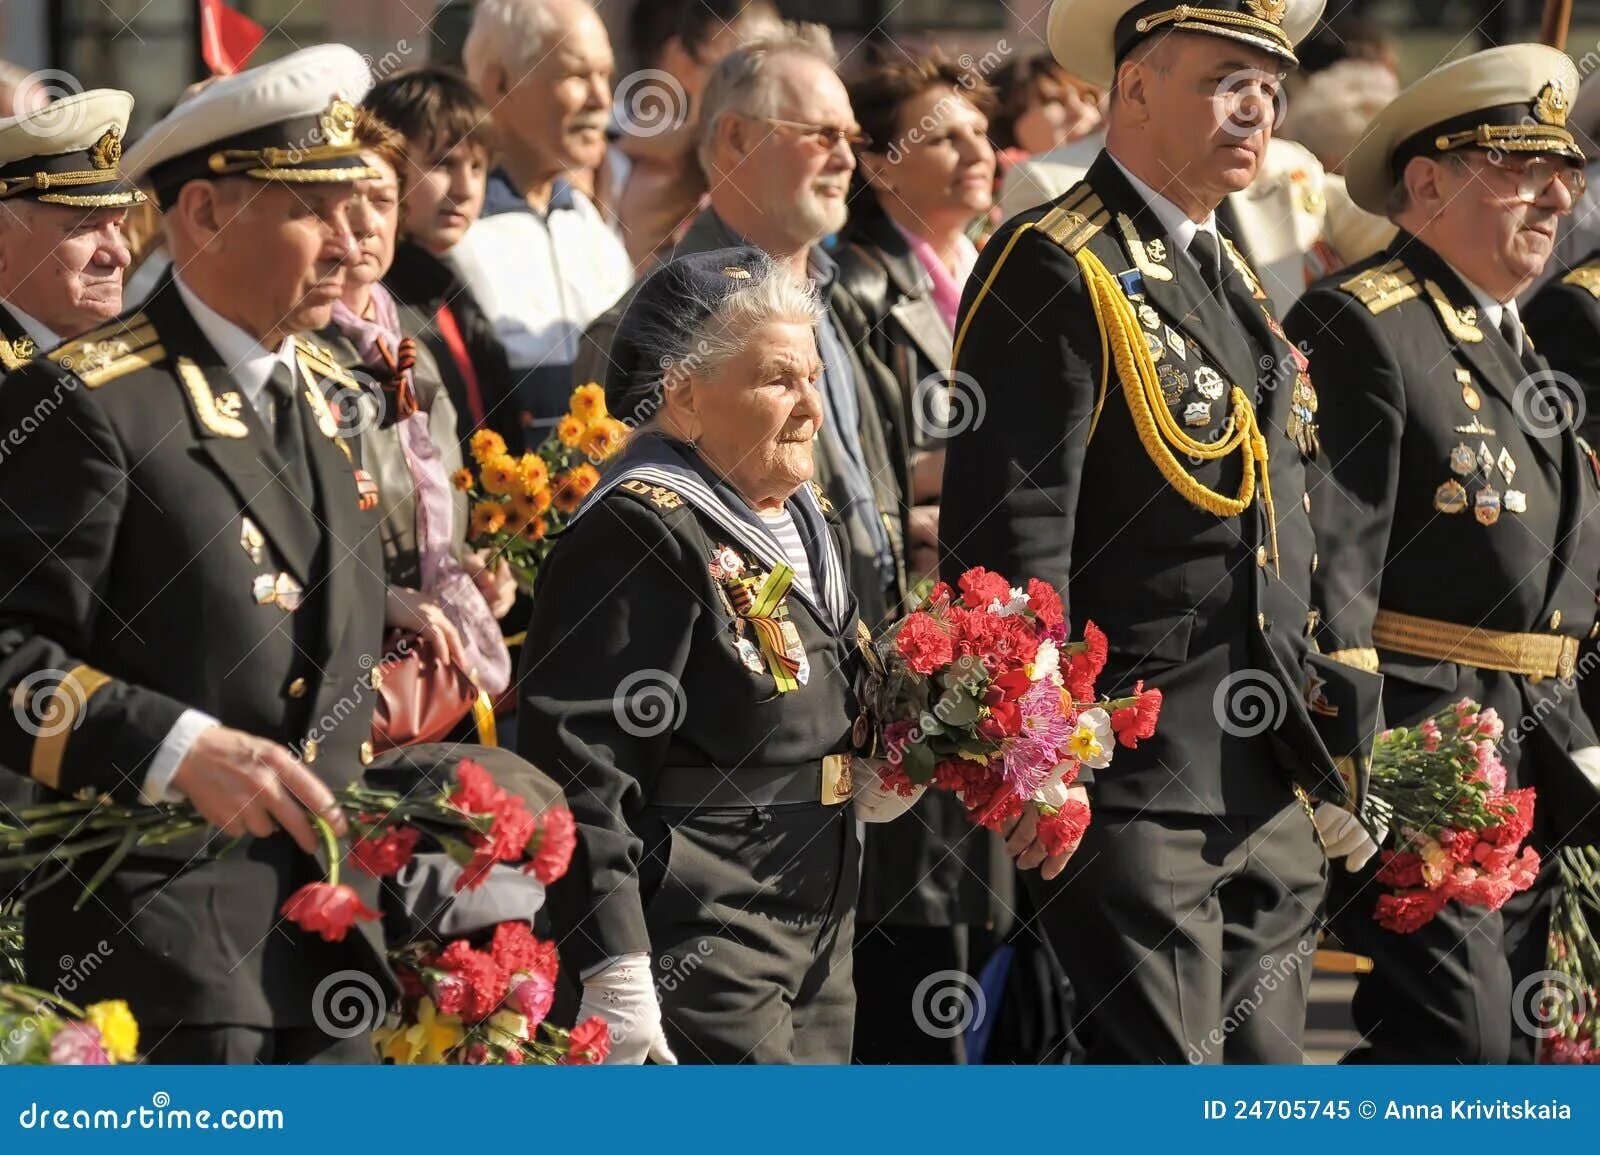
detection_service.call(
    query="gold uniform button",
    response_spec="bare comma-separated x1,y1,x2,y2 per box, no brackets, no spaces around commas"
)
1311,552,1319,573
369,665,384,690
1590,621,1600,640
1257,613,1267,630
1302,493,1311,514
1256,547,1268,569
1550,611,1563,630
360,740,374,766
303,739,318,764
286,677,307,699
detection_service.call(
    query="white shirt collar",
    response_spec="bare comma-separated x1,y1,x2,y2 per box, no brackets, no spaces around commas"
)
1,299,61,349
173,274,299,410
1109,154,1219,258
1446,261,1522,353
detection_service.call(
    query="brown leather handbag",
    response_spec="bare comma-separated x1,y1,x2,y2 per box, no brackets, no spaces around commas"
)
370,628,497,753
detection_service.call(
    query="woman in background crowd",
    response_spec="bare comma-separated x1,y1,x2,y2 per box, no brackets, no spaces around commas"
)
835,53,1011,1065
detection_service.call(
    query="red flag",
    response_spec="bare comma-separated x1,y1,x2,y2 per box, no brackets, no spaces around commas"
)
198,0,266,76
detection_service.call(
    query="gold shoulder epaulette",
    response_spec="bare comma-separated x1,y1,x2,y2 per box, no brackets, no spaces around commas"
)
0,334,38,373
617,478,684,512
1337,261,1418,315
1561,263,1600,299
293,335,360,386
810,481,834,514
47,313,162,387
1035,183,1108,255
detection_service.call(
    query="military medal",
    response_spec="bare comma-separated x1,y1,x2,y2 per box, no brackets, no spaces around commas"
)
1496,448,1517,485
1475,488,1502,526
1184,400,1212,427
1456,368,1482,411
216,392,245,421
252,573,277,604
1144,331,1166,364
1158,363,1187,405
709,546,745,582
779,619,811,686
273,572,303,611
354,468,379,511
1504,489,1528,514
239,517,264,564
851,712,871,752
1193,366,1225,401
1138,304,1161,330
1165,326,1187,361
1286,372,1320,456
1455,417,1496,435
1146,238,1168,264
1476,441,1496,476
1434,479,1468,514
1449,443,1477,476
735,635,766,673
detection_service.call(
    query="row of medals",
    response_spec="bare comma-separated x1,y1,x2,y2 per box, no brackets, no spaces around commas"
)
1434,373,1524,526
708,545,811,687
1137,303,1227,432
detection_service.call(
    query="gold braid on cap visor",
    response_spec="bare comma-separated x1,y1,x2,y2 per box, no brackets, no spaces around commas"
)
1431,124,1580,156
205,141,380,182
1132,6,1296,57
0,166,137,199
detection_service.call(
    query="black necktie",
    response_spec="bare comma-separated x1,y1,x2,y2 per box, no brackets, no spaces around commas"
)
1499,310,1542,375
1187,230,1230,303
265,361,314,505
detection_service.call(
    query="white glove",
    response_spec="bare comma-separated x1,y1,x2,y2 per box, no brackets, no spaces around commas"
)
577,953,677,1065
1571,746,1600,791
1313,801,1386,872
852,758,926,823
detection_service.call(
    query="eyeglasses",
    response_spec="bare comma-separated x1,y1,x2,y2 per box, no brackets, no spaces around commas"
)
754,116,872,151
1474,152,1588,203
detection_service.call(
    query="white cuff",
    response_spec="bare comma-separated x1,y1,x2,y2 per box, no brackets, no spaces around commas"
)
141,709,218,805
1571,746,1600,792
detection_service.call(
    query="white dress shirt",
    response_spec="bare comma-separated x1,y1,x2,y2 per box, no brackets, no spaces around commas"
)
1110,154,1221,272
142,277,305,804
1446,262,1526,355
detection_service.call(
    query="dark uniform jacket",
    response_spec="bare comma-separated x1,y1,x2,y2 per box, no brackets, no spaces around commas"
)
519,433,866,975
940,150,1378,817
572,208,911,631
1295,236,1600,845
0,303,43,846
0,279,393,1027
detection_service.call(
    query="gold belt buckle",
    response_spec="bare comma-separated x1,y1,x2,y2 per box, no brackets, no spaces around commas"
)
821,753,854,806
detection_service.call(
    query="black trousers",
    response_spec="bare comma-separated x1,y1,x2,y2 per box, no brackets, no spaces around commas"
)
1328,850,1559,1064
1031,799,1326,1064
851,923,972,1064
143,1024,374,1064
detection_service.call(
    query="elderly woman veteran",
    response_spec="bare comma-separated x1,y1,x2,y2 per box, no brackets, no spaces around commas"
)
518,246,918,1065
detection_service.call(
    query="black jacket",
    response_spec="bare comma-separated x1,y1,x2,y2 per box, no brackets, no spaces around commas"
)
0,279,393,1027
941,150,1379,816
1302,236,1600,846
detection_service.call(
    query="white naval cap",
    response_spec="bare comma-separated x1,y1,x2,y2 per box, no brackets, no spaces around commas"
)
122,44,379,208
0,88,144,208
1048,0,1327,90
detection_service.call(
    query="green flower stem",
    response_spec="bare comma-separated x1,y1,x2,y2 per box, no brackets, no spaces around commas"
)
312,812,340,888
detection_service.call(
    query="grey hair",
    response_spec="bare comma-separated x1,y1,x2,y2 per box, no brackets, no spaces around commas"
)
1385,150,1470,219
621,258,825,428
462,0,571,89
696,22,838,178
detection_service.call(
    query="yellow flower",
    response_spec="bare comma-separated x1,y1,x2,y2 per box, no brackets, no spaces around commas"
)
523,516,548,542
552,464,601,514
556,414,585,449
84,1000,138,1063
509,488,548,521
470,500,508,538
518,453,549,494
380,997,464,1065
480,454,521,496
450,467,475,492
570,382,607,425
578,416,629,462
469,428,507,465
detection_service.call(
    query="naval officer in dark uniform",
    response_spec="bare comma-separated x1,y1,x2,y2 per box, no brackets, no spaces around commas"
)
0,89,145,880
520,247,919,1064
0,45,398,1064
1287,44,1600,1063
939,0,1383,1063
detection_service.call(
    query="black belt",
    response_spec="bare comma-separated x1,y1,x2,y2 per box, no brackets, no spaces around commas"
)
649,754,855,808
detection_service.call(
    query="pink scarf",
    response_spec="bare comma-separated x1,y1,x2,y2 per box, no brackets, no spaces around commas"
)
331,285,511,696
894,222,977,333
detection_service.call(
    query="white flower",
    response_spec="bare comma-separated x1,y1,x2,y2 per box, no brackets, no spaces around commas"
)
1066,708,1113,769
1028,639,1060,683
992,586,1030,616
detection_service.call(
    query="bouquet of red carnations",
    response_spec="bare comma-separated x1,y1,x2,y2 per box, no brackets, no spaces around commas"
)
1366,700,1540,934
864,567,1162,853
0,759,577,945
1541,844,1600,1064
376,919,610,1066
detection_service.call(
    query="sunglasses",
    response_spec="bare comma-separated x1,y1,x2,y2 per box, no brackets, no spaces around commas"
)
754,116,872,151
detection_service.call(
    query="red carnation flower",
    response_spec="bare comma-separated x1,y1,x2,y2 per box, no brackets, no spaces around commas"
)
990,669,1032,701
348,822,420,877
896,611,955,675
927,582,955,608
1065,621,1108,703
1026,578,1065,631
527,806,578,885
563,1016,613,1065
510,973,556,1029
1036,798,1092,856
958,566,1013,610
1373,888,1446,934
976,698,1022,741
280,881,379,943
1375,850,1425,889
1110,681,1163,748
490,920,559,985
450,758,505,815
432,940,505,1021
